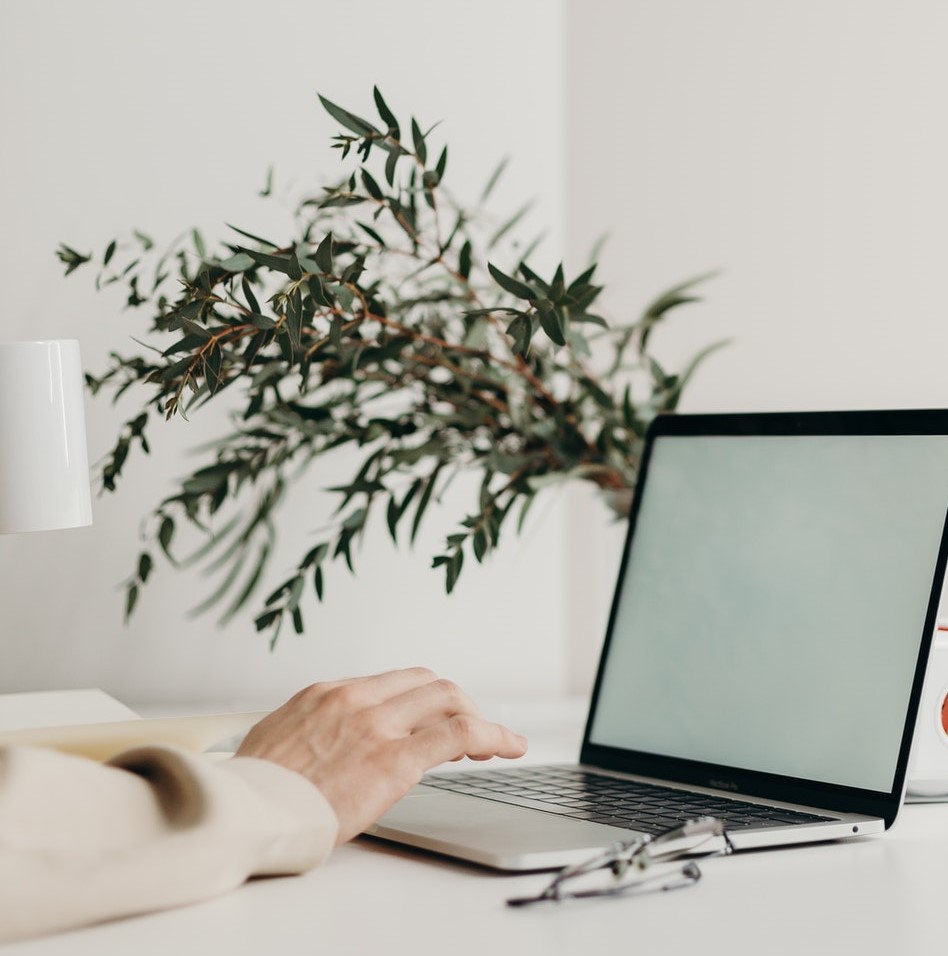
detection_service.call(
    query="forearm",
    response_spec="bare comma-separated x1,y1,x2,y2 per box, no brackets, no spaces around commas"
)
0,744,337,943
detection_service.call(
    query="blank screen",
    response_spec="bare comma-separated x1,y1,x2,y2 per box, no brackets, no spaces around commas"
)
588,434,948,793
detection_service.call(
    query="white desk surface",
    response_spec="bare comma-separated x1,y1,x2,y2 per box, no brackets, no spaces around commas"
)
6,698,948,956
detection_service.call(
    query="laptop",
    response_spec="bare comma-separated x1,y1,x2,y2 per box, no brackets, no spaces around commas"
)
366,409,948,870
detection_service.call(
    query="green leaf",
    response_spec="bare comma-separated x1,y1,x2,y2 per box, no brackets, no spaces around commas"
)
566,328,591,358
361,169,384,200
56,244,92,276
643,271,718,320
158,516,176,562
334,284,355,312
357,222,386,247
458,240,472,280
162,333,207,357
287,252,303,281
264,580,290,608
318,194,366,209
386,495,400,543
411,468,440,544
301,542,330,569
506,314,532,355
623,384,636,428
340,254,366,284
137,552,153,583
204,344,224,394
373,86,400,140
286,575,305,612
422,175,437,210
255,609,280,632
243,249,293,276
308,275,333,308
517,493,536,533
384,147,400,187
315,232,334,274
285,289,303,351
517,262,550,296
639,271,719,350
103,240,116,266
318,94,381,138
573,312,608,328
334,527,355,572
568,264,597,294
342,506,367,531
488,263,535,300
472,528,488,562
125,583,139,620
445,549,464,593
536,303,566,347
328,315,344,347
411,118,427,165
227,223,278,247
219,252,256,273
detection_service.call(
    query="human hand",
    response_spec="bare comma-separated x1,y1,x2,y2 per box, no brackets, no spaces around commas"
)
235,667,528,843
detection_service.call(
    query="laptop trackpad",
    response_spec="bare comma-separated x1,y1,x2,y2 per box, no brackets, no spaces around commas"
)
365,786,633,871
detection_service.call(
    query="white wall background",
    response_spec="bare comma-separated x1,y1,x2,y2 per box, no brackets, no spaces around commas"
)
565,0,948,690
0,0,569,709
2,0,947,709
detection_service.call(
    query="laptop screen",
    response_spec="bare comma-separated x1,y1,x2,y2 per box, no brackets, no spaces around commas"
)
587,424,948,795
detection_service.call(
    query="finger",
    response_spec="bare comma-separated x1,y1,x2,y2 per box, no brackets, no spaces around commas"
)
372,678,482,735
399,715,528,772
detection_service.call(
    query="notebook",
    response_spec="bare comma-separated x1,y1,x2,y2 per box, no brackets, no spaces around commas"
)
366,409,948,870
0,689,266,762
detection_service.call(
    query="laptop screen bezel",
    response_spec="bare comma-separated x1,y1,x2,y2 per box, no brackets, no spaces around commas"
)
579,408,948,827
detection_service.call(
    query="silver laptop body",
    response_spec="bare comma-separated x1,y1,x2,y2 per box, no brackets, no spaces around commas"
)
367,410,948,870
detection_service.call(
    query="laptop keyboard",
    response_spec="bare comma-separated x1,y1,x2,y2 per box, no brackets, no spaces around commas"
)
422,766,833,835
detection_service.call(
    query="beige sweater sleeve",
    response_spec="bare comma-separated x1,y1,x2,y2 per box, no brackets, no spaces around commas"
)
0,744,338,943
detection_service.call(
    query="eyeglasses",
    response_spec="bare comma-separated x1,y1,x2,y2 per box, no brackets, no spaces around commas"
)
506,816,734,907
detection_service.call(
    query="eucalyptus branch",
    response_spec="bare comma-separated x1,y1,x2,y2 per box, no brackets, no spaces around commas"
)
59,87,722,644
